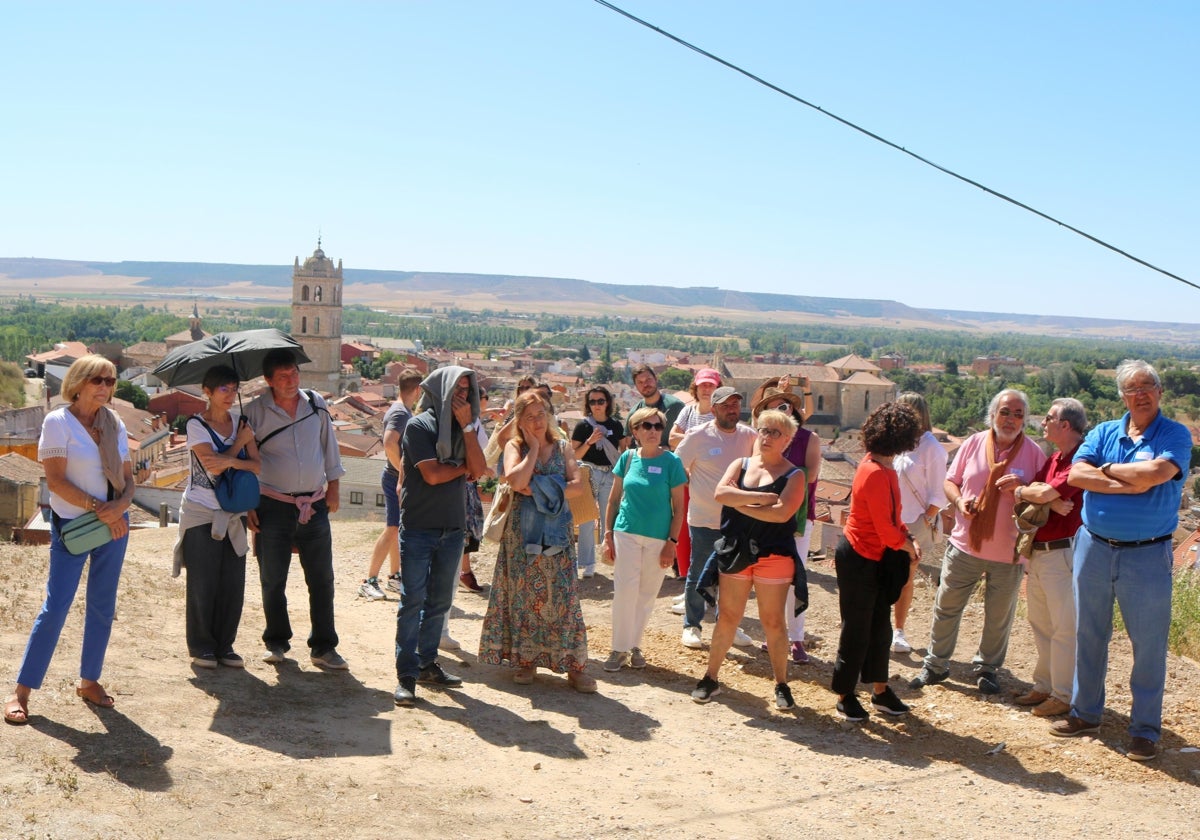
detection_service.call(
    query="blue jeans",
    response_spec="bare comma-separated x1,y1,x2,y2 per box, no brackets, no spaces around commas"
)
1072,527,1173,741
577,468,615,573
254,496,337,655
395,527,465,680
684,526,721,628
18,515,129,688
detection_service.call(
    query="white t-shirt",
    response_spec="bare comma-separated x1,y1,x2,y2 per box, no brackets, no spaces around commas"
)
182,413,244,511
38,406,130,518
673,421,758,528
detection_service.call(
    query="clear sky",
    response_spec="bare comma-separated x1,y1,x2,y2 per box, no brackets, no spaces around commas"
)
3,1,1197,324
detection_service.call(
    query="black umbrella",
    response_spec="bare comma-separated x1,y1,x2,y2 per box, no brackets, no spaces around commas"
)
152,328,311,388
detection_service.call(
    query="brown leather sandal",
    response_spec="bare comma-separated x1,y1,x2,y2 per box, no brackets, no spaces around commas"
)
76,683,115,709
4,696,29,725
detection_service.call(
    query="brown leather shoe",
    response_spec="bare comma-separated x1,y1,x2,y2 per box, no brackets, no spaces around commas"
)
1031,697,1071,717
1013,689,1050,706
1127,737,1158,761
1049,715,1100,737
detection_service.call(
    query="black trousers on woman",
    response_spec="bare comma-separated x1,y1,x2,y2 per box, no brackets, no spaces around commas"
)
182,523,246,657
831,538,892,696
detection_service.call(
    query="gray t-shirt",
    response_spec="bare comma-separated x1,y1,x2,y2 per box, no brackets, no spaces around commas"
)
382,400,413,478
400,410,465,530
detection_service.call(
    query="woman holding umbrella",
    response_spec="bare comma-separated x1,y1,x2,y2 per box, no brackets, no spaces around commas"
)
173,365,260,669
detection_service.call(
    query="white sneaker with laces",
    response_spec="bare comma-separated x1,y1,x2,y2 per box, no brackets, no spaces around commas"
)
732,627,754,648
439,634,462,652
359,578,386,601
681,626,703,649
672,592,686,604
891,629,912,654
670,601,686,615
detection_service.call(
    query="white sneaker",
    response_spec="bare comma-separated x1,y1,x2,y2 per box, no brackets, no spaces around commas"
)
891,629,912,654
681,626,703,649
670,601,686,615
673,592,686,604
732,627,754,647
439,634,462,652
358,578,386,601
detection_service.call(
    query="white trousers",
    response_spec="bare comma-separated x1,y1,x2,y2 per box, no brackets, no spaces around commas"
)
611,531,669,652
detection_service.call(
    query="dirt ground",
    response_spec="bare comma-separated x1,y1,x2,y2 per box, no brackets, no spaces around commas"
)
2,523,1199,840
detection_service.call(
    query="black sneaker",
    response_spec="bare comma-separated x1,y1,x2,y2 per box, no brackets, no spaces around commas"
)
977,672,1001,695
774,683,796,711
417,661,464,688
837,693,869,722
908,666,949,689
691,675,721,704
871,686,911,716
394,676,417,707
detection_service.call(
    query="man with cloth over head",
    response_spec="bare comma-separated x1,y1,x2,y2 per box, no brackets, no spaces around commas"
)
393,366,485,707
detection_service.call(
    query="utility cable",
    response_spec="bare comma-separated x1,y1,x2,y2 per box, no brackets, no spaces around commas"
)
591,0,1196,292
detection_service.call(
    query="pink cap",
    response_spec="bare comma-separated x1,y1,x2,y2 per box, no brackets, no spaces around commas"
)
694,368,722,387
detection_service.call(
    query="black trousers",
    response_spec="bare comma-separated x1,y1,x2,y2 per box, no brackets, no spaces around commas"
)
182,523,246,657
831,538,892,696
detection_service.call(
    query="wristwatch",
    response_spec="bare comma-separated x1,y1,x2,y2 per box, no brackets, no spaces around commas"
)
463,420,479,433
1100,462,1113,477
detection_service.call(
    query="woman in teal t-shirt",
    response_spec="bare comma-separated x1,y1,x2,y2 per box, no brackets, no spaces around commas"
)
601,407,687,673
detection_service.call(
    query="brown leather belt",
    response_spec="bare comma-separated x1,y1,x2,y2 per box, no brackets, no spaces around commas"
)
1032,538,1073,552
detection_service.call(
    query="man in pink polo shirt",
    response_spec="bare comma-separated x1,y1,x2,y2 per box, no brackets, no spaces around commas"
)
910,389,1047,695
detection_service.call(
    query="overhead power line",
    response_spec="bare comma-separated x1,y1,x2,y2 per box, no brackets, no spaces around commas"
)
591,0,1196,293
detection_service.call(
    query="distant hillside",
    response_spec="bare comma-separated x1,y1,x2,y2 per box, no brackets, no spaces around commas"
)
2,257,1198,341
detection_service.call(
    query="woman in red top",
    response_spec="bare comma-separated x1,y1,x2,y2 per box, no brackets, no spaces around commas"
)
833,402,922,722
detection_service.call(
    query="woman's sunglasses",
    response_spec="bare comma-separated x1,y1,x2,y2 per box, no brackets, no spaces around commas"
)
88,376,117,387
638,421,665,431
588,398,608,405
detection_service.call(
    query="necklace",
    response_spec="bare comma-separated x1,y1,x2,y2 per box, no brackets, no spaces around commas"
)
71,406,102,442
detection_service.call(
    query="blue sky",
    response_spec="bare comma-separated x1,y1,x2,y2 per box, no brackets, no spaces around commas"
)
3,2,1197,324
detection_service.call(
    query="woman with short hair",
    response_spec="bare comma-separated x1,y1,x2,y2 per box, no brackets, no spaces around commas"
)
5,355,134,724
602,407,686,672
690,408,807,711
175,364,260,669
832,402,922,721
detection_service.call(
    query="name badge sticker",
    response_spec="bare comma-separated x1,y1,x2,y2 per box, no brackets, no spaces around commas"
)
709,448,723,457
1134,451,1153,461
647,465,663,474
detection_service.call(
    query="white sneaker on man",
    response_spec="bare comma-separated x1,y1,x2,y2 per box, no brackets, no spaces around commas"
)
891,629,912,654
670,601,686,615
732,627,754,648
672,592,686,604
681,626,704,649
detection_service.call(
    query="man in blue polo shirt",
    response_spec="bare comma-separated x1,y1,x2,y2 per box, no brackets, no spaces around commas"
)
1050,360,1191,761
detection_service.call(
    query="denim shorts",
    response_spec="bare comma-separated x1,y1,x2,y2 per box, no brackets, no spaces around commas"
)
381,469,400,528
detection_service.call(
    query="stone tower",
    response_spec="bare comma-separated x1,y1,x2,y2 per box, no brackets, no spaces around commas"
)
291,239,344,393
188,301,204,341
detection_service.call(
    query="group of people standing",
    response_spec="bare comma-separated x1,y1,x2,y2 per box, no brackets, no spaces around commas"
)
5,354,1188,763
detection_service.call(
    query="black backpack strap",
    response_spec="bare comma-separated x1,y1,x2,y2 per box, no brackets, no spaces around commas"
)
255,391,327,449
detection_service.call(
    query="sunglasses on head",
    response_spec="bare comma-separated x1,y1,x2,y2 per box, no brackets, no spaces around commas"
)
89,376,117,387
639,421,665,431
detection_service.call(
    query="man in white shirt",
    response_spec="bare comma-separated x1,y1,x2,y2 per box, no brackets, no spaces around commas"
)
674,387,758,649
